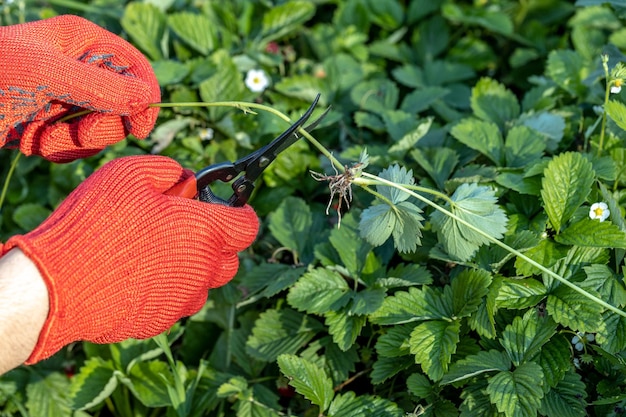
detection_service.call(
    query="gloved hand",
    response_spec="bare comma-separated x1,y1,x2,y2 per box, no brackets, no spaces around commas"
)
0,15,160,162
2,156,259,363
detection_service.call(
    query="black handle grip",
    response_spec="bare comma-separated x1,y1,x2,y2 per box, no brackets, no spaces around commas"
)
199,186,231,206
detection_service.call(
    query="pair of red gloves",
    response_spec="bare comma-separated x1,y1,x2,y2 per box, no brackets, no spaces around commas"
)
0,16,258,363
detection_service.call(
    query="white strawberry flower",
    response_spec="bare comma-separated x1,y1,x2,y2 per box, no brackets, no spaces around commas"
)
245,69,270,93
589,202,610,222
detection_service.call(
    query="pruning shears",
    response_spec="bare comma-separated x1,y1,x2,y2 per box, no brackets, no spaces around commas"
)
166,94,329,206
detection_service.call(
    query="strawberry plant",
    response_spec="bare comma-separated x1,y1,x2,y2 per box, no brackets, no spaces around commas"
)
4,0,626,416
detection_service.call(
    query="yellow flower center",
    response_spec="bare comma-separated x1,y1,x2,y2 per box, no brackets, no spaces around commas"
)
594,207,604,217
615,79,623,88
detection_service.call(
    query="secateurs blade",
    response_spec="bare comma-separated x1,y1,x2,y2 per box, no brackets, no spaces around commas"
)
166,94,329,206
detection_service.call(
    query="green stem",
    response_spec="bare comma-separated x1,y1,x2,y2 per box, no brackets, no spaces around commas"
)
357,184,396,208
58,101,345,171
152,102,344,171
0,152,21,213
356,172,626,319
599,55,611,156
355,176,454,206
225,304,235,370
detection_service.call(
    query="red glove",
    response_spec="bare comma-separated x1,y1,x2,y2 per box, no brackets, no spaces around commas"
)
0,15,160,162
1,156,259,363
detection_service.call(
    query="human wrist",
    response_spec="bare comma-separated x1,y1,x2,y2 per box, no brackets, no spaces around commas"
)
0,247,49,371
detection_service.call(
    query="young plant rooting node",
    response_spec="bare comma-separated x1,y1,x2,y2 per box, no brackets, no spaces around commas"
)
310,161,364,226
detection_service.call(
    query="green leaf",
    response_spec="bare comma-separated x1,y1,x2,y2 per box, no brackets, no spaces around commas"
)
596,311,626,354
504,125,546,168
168,12,216,55
519,112,565,152
375,324,413,357
541,152,595,232
287,268,351,314
450,119,503,165
123,361,172,407
546,285,603,333
370,286,452,325
539,371,587,417
261,1,316,43
121,3,166,60
325,310,366,351
327,212,372,276
321,338,359,384
495,277,547,309
515,239,568,277
411,147,459,190
486,362,544,417
470,78,520,129
327,391,403,417
495,172,542,195
69,358,117,410
152,60,189,86
379,263,433,288
149,117,194,153
538,334,575,388
268,196,312,261
460,378,504,416
274,75,328,102
277,354,334,412
606,99,626,131
442,4,514,36
424,60,476,85
216,376,247,398
409,320,461,381
582,264,626,307
370,356,412,385
198,50,246,118
354,111,385,132
392,64,424,88
242,263,306,300
392,201,425,253
381,110,420,142
441,350,511,385
359,200,424,253
452,269,492,318
246,309,322,362
26,372,72,417
500,311,557,366
364,0,404,30
388,117,433,158
546,50,585,96
468,297,497,339
401,88,450,114
12,203,51,230
377,165,414,203
350,288,386,315
351,79,400,115
359,204,396,247
431,183,508,261
556,218,626,247
406,373,432,399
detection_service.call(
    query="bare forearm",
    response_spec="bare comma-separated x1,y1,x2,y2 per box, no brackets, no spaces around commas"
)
0,248,49,375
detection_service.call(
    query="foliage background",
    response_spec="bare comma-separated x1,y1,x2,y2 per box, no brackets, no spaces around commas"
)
3,0,626,416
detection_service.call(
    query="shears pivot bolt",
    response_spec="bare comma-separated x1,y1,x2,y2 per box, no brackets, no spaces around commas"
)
259,157,270,168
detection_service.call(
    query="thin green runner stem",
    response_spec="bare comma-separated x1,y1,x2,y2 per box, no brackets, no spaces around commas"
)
599,54,612,156
355,176,454,206
152,102,344,171
57,101,345,171
0,152,21,213
356,172,626,319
